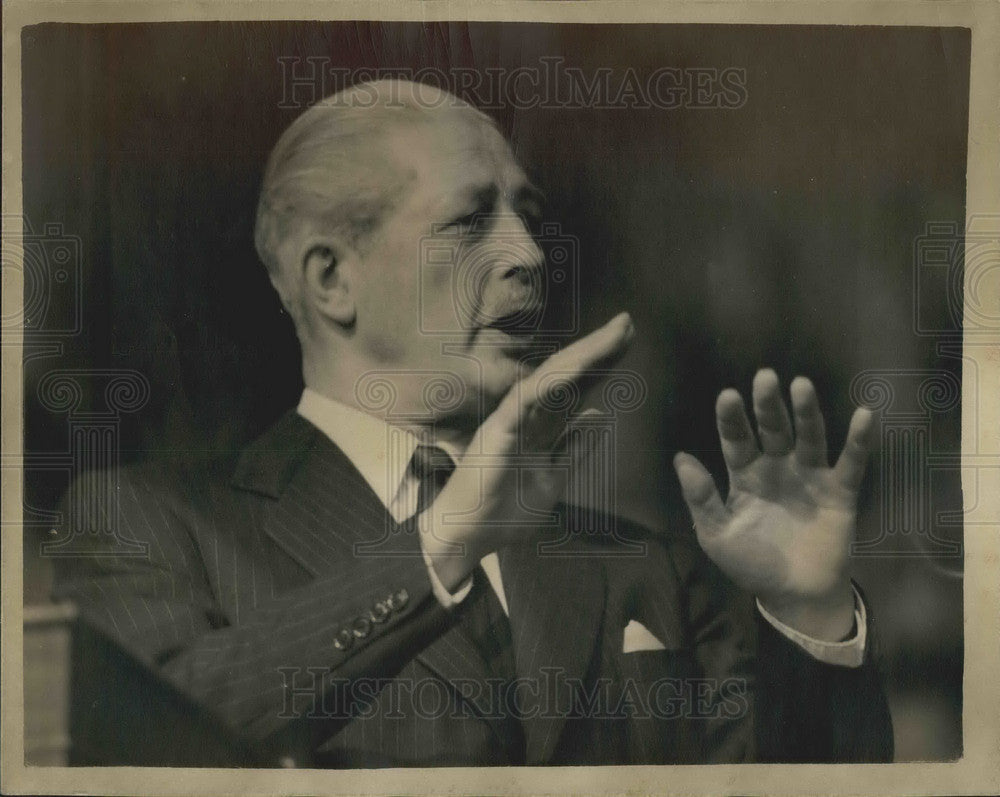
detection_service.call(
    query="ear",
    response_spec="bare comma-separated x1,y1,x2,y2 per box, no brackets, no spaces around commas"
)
299,236,357,327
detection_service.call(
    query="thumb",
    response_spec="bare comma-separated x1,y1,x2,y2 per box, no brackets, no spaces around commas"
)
673,452,728,537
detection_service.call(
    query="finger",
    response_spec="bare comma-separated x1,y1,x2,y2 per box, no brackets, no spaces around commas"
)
789,376,828,468
752,368,794,456
834,407,876,492
673,451,729,537
520,312,634,413
716,388,759,471
497,312,634,448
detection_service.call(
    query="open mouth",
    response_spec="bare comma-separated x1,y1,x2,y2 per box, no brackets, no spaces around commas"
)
485,306,543,342
475,280,545,351
476,310,542,356
474,265,545,343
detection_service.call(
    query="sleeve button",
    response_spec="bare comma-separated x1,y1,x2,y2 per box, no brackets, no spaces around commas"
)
369,601,390,623
352,617,372,638
393,588,409,609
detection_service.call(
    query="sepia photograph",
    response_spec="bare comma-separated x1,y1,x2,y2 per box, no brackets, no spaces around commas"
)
3,3,999,796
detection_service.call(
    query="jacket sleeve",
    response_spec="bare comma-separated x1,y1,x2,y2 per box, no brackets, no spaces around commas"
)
751,581,894,762
672,535,894,763
51,465,455,760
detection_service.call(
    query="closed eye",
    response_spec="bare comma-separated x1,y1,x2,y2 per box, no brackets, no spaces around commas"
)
449,210,483,230
445,184,499,234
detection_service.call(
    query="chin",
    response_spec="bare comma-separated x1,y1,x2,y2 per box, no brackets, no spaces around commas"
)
465,328,540,408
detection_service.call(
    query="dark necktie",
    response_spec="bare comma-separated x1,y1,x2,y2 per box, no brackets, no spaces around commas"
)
407,444,526,762
409,443,457,516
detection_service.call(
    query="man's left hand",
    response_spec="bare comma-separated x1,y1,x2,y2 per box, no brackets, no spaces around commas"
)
673,369,876,642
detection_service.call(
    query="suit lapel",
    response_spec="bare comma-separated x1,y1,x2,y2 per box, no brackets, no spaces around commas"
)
499,542,607,765
231,411,400,576
230,413,513,750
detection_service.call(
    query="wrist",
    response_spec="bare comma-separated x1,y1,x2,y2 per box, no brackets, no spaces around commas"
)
757,580,856,642
417,512,481,593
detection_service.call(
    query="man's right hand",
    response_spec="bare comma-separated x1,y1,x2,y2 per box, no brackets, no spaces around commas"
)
419,311,635,591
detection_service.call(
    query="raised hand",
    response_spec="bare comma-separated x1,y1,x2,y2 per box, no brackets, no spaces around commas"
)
673,369,876,641
419,312,634,590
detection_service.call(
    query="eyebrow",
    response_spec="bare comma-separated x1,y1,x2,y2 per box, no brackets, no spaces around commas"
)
467,183,499,211
448,179,546,219
514,181,546,205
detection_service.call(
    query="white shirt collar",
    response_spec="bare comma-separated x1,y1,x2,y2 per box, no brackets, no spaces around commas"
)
297,387,416,513
296,388,463,521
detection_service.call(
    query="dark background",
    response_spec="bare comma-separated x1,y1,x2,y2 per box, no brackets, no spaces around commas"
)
21,22,968,761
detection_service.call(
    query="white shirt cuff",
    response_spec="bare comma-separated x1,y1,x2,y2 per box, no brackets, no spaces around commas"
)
756,585,868,668
418,526,473,609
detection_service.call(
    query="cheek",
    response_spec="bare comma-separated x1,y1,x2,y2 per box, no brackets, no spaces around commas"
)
419,263,461,327
363,326,407,363
361,313,428,363
354,274,420,358
354,287,403,359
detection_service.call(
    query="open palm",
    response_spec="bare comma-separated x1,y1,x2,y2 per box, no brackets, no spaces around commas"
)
674,369,875,610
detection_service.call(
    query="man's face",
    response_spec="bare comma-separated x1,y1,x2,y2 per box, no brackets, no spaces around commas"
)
349,112,547,422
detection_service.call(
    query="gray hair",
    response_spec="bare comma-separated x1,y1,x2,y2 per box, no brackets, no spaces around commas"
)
253,79,494,319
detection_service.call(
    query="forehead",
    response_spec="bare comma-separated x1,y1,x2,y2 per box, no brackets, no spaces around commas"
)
386,111,531,210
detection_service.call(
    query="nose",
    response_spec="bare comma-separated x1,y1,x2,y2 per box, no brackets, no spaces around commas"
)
489,210,545,279
472,211,546,327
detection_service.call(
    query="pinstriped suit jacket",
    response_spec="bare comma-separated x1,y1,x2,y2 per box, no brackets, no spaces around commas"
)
52,411,893,766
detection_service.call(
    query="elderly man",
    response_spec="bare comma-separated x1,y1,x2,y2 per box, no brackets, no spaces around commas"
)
54,79,892,766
